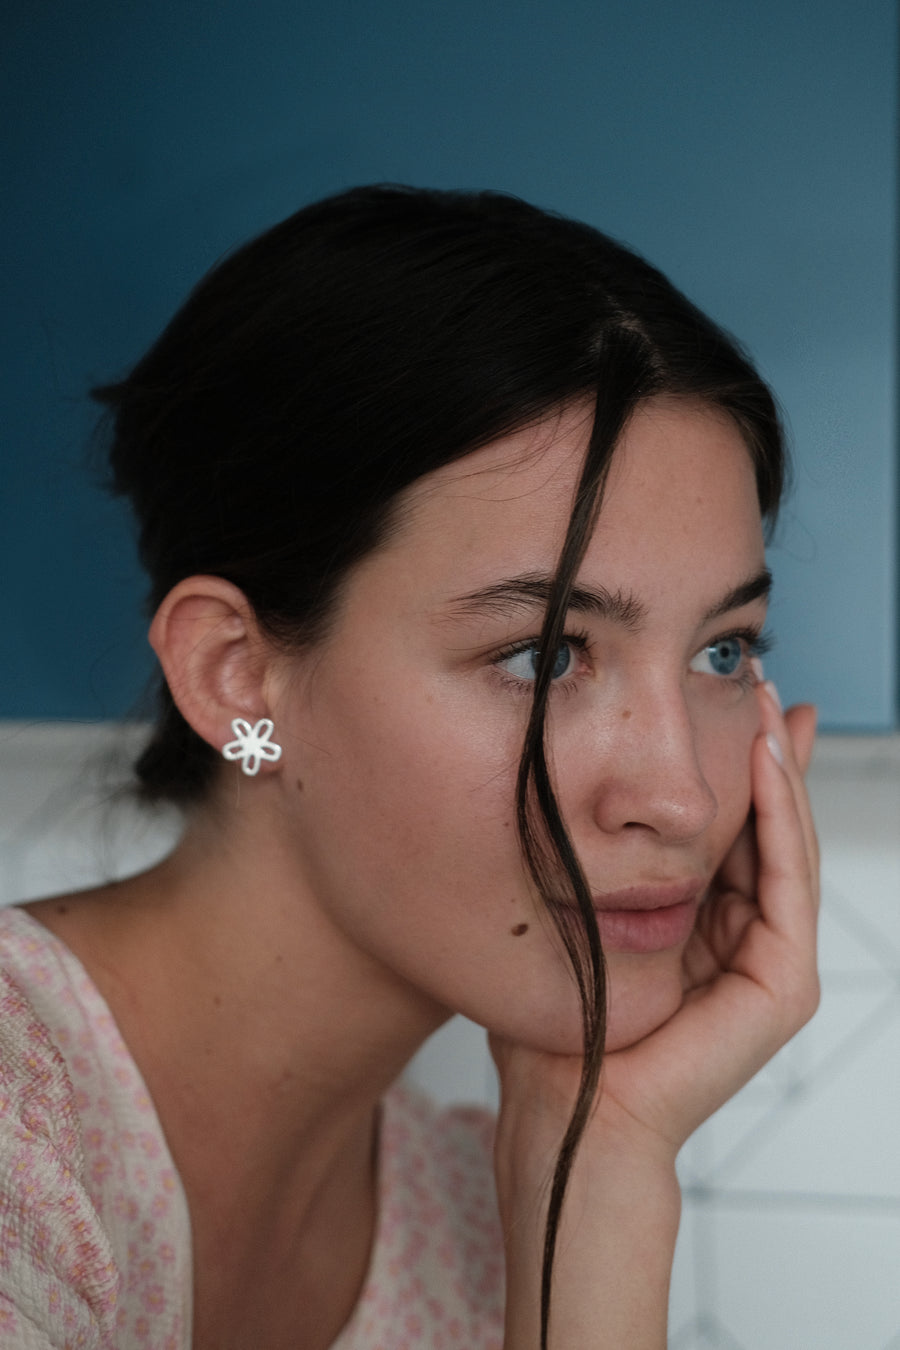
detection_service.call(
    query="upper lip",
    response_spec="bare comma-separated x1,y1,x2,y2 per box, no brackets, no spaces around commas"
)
589,880,705,912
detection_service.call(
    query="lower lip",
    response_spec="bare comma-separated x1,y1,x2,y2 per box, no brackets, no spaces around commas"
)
594,900,698,954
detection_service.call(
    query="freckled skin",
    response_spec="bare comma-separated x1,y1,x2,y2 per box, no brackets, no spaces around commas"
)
270,398,767,1055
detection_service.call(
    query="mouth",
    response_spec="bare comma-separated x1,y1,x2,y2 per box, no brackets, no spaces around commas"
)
555,880,704,955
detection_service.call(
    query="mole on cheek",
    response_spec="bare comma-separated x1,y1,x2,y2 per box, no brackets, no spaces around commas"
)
296,779,304,792
510,923,529,937
622,709,632,720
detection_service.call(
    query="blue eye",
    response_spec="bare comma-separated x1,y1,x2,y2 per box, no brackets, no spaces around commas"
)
691,637,744,678
497,642,576,682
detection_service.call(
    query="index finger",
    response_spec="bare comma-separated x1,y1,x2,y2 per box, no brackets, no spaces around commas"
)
757,684,820,909
753,686,820,935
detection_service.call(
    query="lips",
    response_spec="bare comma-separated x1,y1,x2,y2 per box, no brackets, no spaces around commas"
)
554,880,704,955
593,880,703,913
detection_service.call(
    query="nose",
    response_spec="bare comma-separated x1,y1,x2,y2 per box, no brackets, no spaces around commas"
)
588,692,718,843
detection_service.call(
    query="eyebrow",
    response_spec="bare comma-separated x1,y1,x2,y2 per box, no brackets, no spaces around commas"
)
445,567,772,631
700,568,772,624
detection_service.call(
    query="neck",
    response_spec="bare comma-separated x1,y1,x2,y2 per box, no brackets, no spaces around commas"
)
27,805,451,1346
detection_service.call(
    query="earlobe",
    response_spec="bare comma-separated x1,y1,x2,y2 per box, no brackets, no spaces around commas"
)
149,576,278,767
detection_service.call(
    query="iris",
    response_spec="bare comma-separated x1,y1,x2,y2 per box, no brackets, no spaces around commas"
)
705,638,743,677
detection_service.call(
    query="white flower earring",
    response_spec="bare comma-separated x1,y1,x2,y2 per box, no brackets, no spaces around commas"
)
221,717,283,776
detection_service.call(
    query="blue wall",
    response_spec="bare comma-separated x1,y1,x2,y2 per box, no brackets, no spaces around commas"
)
3,1,897,726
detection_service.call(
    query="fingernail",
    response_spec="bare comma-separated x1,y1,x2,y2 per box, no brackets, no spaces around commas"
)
750,656,765,684
766,732,784,766
763,679,782,712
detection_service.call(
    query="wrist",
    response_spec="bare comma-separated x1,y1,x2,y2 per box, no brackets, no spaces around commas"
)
499,1129,681,1349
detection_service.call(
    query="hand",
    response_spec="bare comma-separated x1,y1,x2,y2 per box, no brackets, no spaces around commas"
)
494,683,819,1154
597,681,820,1150
492,683,819,1346
492,683,819,1348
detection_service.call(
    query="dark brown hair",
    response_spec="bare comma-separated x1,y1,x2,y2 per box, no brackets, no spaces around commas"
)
96,184,786,1346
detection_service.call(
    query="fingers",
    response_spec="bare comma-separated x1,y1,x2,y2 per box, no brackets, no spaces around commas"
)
783,701,817,776
750,680,820,984
784,703,820,904
757,683,820,907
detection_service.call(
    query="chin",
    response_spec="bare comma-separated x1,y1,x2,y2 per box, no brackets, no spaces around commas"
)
602,953,686,1052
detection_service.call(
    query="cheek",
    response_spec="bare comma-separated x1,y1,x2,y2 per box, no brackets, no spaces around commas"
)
697,691,760,851
284,672,526,899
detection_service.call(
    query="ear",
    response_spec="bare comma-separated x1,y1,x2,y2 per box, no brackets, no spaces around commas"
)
149,576,279,763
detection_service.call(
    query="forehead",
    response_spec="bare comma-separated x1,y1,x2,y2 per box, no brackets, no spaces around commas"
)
389,397,764,582
394,403,591,550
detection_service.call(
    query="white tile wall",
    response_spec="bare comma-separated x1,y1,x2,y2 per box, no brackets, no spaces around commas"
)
1,721,898,1346
670,737,900,1348
0,722,182,902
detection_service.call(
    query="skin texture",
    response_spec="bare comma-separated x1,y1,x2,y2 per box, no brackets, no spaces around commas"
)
264,396,771,1052
27,396,820,1350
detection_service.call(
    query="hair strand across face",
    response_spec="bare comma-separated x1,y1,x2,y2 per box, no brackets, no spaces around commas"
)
94,183,787,1346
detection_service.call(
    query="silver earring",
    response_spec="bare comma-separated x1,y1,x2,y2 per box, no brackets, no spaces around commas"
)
221,717,283,776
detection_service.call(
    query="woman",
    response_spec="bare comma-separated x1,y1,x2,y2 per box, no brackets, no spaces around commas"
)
0,185,818,1349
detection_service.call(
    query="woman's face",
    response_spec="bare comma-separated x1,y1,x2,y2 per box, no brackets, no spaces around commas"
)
273,397,769,1053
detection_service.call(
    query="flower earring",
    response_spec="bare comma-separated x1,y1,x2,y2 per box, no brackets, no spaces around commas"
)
221,718,283,776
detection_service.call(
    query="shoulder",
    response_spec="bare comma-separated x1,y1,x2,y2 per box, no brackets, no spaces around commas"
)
0,924,118,1348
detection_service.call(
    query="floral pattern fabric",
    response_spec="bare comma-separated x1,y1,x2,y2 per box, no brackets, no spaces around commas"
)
0,906,191,1349
0,907,504,1348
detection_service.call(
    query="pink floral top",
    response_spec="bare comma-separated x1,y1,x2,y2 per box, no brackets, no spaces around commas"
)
0,907,504,1349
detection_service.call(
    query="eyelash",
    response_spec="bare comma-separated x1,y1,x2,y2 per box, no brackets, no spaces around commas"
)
490,625,773,694
703,626,773,689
